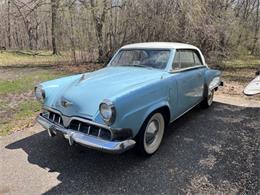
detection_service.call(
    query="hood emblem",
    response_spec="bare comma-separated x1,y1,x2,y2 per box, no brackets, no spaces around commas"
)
61,99,73,108
79,74,86,83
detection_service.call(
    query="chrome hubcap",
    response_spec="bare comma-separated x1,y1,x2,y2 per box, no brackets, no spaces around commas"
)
207,90,214,105
145,120,159,144
144,113,165,154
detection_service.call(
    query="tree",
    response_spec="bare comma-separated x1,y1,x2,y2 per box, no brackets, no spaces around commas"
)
1,0,259,63
51,0,59,55
7,0,11,48
252,0,260,54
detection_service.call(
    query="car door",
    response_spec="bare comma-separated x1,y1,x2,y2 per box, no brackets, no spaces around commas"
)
171,49,205,117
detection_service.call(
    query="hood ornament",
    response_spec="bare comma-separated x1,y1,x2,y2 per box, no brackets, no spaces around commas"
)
79,74,85,82
61,99,73,108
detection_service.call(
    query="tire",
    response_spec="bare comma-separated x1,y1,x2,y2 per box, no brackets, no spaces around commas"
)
135,112,165,156
201,88,214,108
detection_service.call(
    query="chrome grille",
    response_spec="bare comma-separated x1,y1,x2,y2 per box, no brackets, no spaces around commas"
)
41,111,112,141
68,120,111,140
42,111,64,126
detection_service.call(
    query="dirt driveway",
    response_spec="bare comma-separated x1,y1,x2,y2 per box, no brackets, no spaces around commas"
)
0,94,259,195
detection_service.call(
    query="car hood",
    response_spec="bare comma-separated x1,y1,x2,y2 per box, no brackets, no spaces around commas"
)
50,67,164,119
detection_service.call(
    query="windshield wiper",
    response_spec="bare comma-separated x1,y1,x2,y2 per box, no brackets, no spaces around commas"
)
131,64,147,68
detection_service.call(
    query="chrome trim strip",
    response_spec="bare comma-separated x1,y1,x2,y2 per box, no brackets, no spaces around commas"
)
169,65,207,73
37,115,136,154
209,83,220,90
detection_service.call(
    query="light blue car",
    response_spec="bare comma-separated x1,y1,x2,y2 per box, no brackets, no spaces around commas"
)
36,42,222,155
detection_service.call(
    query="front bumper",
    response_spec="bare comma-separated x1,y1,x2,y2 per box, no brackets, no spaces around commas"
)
37,115,136,154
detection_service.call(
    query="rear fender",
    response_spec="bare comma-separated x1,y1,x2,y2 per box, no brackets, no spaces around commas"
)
203,69,221,97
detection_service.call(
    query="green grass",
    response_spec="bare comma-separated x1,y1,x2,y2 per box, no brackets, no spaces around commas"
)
0,70,64,95
0,50,69,66
222,55,260,68
15,101,42,119
0,99,8,110
0,68,65,136
0,100,41,136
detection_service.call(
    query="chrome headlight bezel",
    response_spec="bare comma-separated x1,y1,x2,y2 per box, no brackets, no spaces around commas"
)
34,85,46,103
99,100,116,125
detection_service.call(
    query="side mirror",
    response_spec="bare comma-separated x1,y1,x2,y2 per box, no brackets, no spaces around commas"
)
256,71,260,76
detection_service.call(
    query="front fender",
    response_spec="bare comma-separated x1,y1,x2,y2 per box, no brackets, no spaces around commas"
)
117,98,170,137
142,100,170,125
111,79,170,137
40,74,83,107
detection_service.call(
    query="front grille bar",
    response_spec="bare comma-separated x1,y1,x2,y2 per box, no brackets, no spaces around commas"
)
43,110,112,141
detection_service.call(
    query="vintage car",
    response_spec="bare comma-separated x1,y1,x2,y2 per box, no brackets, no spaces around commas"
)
36,42,222,155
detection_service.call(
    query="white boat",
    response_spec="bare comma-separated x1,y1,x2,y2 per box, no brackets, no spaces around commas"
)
244,71,260,96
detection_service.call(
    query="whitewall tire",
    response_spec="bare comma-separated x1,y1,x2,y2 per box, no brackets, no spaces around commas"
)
136,112,165,155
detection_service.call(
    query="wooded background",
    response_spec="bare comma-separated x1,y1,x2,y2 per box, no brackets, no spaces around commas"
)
0,0,259,64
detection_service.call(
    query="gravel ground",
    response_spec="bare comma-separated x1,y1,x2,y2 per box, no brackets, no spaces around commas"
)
0,96,259,195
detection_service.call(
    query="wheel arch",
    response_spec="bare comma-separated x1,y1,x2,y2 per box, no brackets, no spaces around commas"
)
142,104,171,129
203,69,221,98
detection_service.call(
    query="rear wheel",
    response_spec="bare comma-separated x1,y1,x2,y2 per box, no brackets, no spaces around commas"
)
136,112,165,155
201,88,214,108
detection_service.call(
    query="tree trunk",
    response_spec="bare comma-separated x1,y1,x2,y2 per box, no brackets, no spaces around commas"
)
90,0,107,62
69,6,76,65
51,0,59,55
7,0,11,48
252,0,259,54
28,28,33,50
45,21,49,49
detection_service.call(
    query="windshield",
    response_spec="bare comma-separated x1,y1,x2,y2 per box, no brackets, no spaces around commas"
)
110,49,170,69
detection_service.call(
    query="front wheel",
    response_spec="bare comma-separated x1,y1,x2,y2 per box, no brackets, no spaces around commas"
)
136,112,165,155
201,88,214,108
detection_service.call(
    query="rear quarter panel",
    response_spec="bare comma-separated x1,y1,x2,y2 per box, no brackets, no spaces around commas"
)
204,68,221,92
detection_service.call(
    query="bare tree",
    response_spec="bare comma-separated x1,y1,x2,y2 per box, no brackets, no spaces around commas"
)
7,0,11,48
0,0,259,63
51,0,59,54
252,0,260,54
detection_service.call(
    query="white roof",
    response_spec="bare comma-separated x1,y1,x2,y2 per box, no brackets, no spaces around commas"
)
121,42,199,50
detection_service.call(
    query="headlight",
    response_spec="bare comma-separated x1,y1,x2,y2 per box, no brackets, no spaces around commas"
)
99,100,116,125
35,85,45,103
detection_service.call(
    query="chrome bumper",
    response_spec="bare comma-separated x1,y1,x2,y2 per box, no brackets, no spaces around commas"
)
36,115,136,154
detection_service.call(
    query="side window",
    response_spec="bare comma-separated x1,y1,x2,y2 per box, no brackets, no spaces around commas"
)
193,52,202,65
172,51,180,69
179,50,194,68
172,49,203,70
